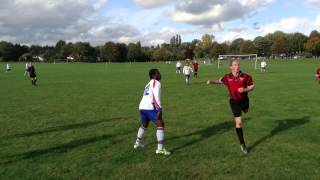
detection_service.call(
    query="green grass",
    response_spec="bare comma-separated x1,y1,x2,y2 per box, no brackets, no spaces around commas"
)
0,60,320,179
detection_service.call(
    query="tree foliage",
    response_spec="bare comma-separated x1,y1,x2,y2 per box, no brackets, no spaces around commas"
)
1,30,320,62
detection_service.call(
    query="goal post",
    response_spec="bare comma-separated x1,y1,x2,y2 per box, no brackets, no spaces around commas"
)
218,54,258,69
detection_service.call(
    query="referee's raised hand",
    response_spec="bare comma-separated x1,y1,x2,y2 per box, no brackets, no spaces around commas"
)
238,87,244,93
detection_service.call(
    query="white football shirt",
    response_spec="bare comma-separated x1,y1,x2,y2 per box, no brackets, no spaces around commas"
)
183,66,193,75
139,79,162,110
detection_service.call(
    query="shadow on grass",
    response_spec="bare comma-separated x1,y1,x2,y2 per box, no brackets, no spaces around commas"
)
185,80,207,85
1,129,135,165
170,121,234,152
3,117,124,139
249,116,310,151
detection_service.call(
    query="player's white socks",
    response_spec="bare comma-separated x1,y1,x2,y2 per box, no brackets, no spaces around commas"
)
157,127,164,150
135,127,145,144
186,78,189,84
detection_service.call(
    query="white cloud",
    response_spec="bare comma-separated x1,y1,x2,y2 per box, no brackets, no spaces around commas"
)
134,0,274,27
218,29,256,42
0,0,167,46
133,0,176,8
260,17,314,34
99,7,178,46
85,23,141,45
170,0,274,26
316,14,320,28
0,0,107,28
0,0,109,45
0,0,319,47
140,27,178,46
217,15,320,43
306,0,320,6
0,0,180,46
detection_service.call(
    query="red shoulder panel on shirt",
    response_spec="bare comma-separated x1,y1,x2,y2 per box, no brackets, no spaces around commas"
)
153,80,157,88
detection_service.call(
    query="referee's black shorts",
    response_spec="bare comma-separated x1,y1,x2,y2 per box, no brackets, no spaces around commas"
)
229,97,249,117
30,73,36,78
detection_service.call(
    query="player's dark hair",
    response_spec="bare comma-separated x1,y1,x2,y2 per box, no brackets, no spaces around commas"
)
149,68,159,79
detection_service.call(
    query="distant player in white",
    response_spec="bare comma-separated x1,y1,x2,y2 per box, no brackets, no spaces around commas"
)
134,68,171,155
176,61,182,74
24,62,29,76
5,63,11,72
183,64,193,84
260,60,267,72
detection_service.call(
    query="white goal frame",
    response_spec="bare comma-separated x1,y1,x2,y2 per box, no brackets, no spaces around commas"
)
218,54,258,69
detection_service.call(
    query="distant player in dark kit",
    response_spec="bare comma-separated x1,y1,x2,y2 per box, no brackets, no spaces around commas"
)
206,60,254,155
134,68,170,155
315,68,320,84
28,63,37,86
192,60,199,77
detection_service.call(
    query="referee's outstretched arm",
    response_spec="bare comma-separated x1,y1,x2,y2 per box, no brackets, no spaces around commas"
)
206,78,223,85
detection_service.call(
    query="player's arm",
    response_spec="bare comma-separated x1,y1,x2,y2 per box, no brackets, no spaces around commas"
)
152,82,162,111
239,85,254,93
238,76,254,93
152,82,162,119
207,78,223,85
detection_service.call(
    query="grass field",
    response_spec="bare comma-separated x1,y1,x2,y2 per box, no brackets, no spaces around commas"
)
0,60,320,179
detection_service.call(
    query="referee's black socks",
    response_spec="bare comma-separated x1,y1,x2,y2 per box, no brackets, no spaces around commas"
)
236,128,245,146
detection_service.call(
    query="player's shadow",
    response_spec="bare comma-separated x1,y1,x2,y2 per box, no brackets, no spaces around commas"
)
1,129,135,165
170,121,234,152
249,116,310,151
2,117,123,139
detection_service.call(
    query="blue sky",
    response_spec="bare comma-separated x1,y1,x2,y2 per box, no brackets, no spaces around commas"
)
0,0,319,46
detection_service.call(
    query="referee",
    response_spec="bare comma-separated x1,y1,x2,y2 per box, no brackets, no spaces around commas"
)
28,62,37,86
207,59,254,155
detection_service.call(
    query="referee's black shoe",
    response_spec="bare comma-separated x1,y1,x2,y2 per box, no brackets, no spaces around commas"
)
240,144,249,155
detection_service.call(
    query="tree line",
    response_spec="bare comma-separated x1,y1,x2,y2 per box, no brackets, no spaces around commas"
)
1,30,320,62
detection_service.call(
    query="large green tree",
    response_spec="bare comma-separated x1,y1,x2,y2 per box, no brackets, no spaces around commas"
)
151,48,171,61
181,42,195,60
100,42,127,62
254,36,272,57
127,42,143,62
0,41,16,61
286,33,308,55
309,30,320,39
195,34,214,58
229,38,244,54
72,42,96,62
270,31,289,56
55,40,67,59
305,37,320,56
240,40,257,54
209,42,227,58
